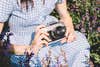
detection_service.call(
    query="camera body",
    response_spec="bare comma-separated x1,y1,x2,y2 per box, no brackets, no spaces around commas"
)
45,22,66,43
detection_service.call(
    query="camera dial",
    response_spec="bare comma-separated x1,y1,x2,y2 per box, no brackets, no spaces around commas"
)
54,26,66,38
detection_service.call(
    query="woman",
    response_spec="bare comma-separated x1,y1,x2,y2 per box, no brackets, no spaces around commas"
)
0,0,90,67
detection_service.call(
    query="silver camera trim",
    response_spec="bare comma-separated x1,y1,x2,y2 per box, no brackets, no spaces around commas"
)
45,22,65,32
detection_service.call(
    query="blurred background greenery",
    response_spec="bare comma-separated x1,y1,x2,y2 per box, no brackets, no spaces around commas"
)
52,0,100,66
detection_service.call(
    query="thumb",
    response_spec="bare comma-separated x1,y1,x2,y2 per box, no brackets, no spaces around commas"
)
60,37,67,43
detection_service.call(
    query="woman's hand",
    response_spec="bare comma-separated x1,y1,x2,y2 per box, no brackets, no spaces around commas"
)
55,0,76,43
61,25,76,43
31,25,51,55
60,19,76,43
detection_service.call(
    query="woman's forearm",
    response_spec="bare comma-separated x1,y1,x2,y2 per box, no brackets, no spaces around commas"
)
8,45,31,55
0,44,29,55
0,43,40,55
55,0,74,31
60,16,74,31
7,44,40,55
0,22,4,52
0,22,4,34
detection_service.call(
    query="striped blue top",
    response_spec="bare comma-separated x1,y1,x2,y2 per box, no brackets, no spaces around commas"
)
0,0,64,45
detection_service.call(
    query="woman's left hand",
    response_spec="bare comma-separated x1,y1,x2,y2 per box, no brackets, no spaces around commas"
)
61,25,76,43
55,0,76,43
60,19,76,43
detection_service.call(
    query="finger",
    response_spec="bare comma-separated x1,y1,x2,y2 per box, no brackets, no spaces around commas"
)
41,34,51,42
60,37,67,43
26,48,31,55
36,28,48,35
40,40,49,46
65,30,70,38
65,32,69,39
41,28,49,36
35,29,49,39
67,34,76,43
39,35,49,46
36,25,46,32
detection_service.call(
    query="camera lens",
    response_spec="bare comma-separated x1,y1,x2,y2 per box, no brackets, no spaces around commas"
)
47,22,66,41
55,26,66,37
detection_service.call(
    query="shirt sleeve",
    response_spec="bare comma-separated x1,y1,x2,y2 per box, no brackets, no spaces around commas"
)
72,49,90,67
0,0,13,22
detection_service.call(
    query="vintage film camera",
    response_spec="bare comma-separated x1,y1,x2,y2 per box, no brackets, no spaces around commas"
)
44,21,66,43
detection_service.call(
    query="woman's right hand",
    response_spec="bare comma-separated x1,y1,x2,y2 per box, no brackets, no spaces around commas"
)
31,25,51,55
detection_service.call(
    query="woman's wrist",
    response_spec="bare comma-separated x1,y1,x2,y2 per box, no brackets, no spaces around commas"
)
29,42,39,55
60,20,75,33
30,44,41,55
60,17,74,28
